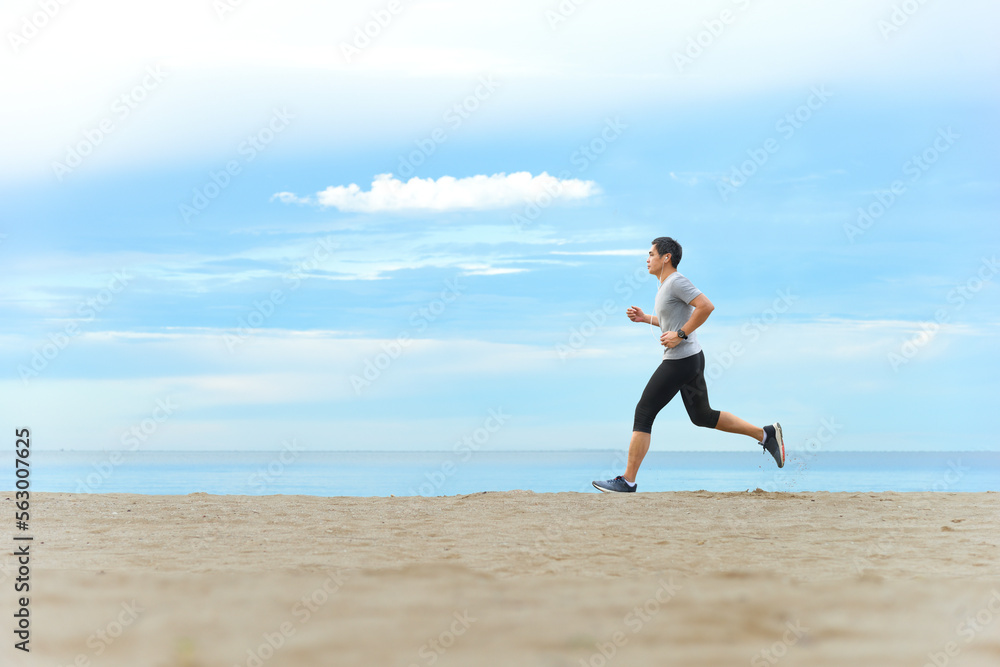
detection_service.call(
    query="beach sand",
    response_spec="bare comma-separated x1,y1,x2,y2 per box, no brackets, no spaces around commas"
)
3,491,999,666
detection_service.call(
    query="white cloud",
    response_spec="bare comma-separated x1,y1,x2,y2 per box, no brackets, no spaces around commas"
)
276,172,600,213
458,265,527,276
270,192,303,204
550,249,644,256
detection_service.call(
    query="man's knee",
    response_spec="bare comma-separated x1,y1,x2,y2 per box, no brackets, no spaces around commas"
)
690,409,720,429
633,404,654,433
632,415,653,434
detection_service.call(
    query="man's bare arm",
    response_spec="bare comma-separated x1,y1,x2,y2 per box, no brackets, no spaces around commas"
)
680,293,714,335
661,294,715,348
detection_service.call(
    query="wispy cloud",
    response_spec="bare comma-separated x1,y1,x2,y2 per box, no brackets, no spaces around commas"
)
458,264,527,276
273,172,599,212
550,249,644,256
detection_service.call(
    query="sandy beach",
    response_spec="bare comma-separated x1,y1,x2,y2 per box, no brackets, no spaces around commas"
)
3,490,999,666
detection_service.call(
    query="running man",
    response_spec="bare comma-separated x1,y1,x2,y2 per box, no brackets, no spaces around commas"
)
592,237,784,493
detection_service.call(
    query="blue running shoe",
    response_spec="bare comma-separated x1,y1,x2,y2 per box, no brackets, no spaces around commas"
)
761,422,785,468
592,475,637,493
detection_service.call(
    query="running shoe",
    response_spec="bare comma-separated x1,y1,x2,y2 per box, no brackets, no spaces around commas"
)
592,475,637,493
761,422,785,468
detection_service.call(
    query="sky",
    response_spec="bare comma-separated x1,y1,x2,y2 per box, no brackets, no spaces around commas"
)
1,0,998,452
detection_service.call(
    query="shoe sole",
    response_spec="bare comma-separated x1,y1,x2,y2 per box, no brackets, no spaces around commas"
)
592,482,634,493
774,422,785,468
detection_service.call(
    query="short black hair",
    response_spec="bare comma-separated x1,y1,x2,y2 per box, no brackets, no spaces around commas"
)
652,237,682,268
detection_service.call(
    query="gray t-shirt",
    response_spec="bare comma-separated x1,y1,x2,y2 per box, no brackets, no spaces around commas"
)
654,272,703,360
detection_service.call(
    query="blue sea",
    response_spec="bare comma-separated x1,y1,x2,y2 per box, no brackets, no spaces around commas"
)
15,450,999,496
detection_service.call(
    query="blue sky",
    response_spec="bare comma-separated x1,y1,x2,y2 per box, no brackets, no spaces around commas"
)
2,0,997,452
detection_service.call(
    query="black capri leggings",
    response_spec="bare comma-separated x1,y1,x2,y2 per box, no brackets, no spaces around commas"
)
633,350,721,433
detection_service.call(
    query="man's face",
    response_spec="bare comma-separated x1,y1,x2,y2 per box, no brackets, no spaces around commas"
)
648,246,668,273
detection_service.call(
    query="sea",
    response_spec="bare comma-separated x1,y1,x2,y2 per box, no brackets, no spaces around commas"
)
16,450,999,496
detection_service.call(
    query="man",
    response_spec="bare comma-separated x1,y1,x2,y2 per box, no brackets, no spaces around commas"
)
592,237,784,493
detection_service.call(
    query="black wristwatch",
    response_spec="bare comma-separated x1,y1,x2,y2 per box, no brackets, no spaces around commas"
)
677,329,688,340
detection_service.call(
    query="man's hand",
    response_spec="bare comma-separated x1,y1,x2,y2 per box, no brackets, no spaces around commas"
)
627,306,650,323
661,331,681,348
